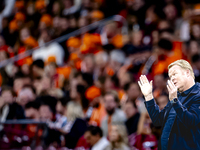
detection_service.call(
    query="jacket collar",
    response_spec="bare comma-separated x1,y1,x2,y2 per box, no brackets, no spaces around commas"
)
181,82,199,104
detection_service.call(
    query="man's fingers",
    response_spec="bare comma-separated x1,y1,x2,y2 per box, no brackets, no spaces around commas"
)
167,85,170,92
150,80,153,87
138,81,142,88
170,80,176,89
140,76,145,85
167,80,176,90
167,80,173,90
143,75,149,84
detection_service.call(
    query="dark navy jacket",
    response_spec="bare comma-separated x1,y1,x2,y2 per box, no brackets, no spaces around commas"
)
145,82,200,150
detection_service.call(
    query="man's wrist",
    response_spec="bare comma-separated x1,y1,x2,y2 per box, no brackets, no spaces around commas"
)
145,94,154,101
170,98,178,104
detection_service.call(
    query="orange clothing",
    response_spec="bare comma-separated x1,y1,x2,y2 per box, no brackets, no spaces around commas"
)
112,34,124,48
89,103,106,126
106,66,115,76
85,86,101,101
80,33,102,54
152,41,183,75
57,66,71,79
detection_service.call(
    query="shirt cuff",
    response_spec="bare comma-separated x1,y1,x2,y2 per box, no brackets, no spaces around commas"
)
144,99,156,107
172,99,182,110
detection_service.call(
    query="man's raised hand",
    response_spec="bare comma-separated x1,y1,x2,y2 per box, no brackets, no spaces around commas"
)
167,80,177,101
138,75,153,101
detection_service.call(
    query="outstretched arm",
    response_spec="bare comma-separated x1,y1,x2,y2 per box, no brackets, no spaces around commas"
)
138,75,167,127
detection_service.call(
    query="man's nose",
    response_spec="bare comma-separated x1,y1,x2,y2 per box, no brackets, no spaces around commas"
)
171,76,175,82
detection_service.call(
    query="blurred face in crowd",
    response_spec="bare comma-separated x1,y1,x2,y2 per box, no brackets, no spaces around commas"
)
82,55,95,73
78,17,89,28
145,6,158,23
109,125,120,142
104,94,117,115
40,30,51,43
127,83,140,100
84,131,100,146
132,30,142,46
110,60,122,73
13,78,24,93
39,105,53,121
21,64,30,75
104,76,114,92
141,112,152,135
119,72,131,88
189,40,199,57
124,101,137,119
0,35,5,47
156,95,168,110
41,76,52,90
104,22,118,38
32,65,44,78
1,90,14,104
18,88,35,107
60,17,69,31
70,78,78,99
191,24,200,39
164,4,177,20
69,17,77,29
53,16,60,29
0,51,8,62
82,0,92,9
158,20,170,30
52,1,61,15
62,0,73,8
20,27,30,41
56,101,65,115
25,108,40,120
44,63,57,78
95,51,108,69
154,74,166,89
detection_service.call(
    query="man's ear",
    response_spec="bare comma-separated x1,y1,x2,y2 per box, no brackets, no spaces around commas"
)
186,69,190,77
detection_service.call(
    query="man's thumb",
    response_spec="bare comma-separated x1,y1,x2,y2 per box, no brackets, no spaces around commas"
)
150,80,153,87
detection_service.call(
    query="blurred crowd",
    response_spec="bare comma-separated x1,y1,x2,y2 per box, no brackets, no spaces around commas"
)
0,0,200,149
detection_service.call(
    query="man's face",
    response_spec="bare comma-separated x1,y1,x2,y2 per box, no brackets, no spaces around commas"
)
168,65,188,92
104,94,117,115
84,131,99,146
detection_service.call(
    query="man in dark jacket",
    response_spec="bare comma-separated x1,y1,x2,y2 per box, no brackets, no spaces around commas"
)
138,59,200,150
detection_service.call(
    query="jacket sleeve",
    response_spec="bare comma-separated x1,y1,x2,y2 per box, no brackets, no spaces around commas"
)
145,99,168,127
173,97,200,128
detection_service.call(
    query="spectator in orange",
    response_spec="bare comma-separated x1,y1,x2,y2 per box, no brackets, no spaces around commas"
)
15,12,26,29
90,10,104,23
85,86,106,126
9,20,18,33
24,36,39,48
152,38,183,75
35,0,46,11
101,90,126,137
15,1,25,10
44,60,65,88
39,14,52,30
